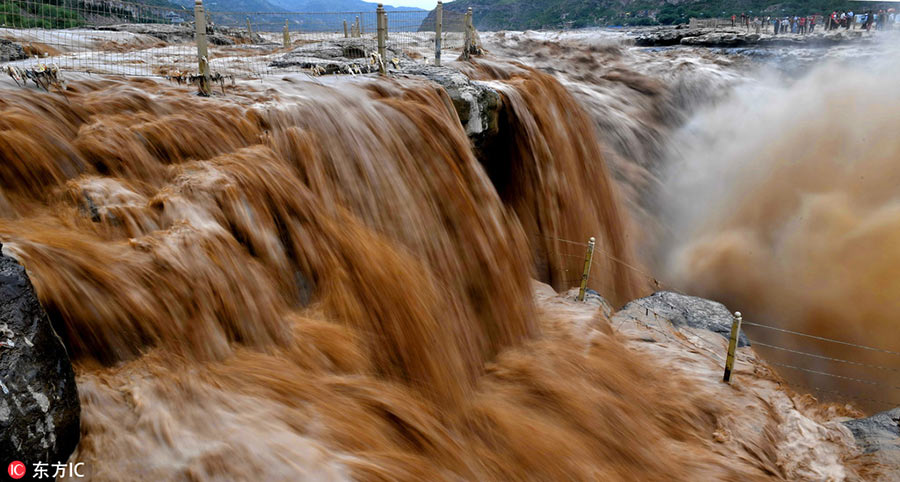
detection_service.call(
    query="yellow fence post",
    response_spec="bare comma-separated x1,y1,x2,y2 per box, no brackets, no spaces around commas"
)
376,4,386,74
723,311,742,383
435,1,442,67
194,0,211,96
344,19,349,38
246,17,253,39
283,20,290,48
576,237,595,302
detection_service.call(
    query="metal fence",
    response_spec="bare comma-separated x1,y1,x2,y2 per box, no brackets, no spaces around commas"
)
1,0,197,76
1,0,476,84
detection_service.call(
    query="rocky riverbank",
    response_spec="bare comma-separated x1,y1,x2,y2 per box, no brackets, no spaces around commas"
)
634,25,869,48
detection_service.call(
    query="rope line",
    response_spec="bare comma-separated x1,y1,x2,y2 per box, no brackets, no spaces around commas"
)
556,253,586,260
742,321,900,357
752,341,900,373
592,244,663,289
541,232,900,407
533,233,589,247
767,361,900,390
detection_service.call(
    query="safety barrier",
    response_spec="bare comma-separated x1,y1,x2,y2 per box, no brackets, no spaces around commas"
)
1,0,479,90
542,231,899,410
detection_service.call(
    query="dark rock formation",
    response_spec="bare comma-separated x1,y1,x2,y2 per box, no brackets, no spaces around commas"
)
1,39,27,63
620,291,749,346
634,28,709,46
401,64,501,139
844,407,900,478
634,26,867,48
680,32,761,47
208,34,236,46
0,247,80,466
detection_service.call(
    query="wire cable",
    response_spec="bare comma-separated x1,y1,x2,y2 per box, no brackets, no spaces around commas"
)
743,321,900,357
752,341,900,373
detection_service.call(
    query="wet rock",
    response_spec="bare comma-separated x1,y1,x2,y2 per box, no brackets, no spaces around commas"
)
96,23,195,43
681,32,762,47
0,246,80,466
634,25,868,48
619,291,749,346
1,39,26,62
843,407,900,478
270,39,398,74
401,64,501,138
635,28,709,46
584,288,614,319
208,34,236,46
79,193,102,223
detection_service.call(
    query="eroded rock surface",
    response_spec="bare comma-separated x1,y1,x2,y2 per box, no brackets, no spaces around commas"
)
271,39,398,75
635,26,867,48
0,246,80,465
619,291,749,346
844,407,900,478
402,64,501,138
1,39,26,62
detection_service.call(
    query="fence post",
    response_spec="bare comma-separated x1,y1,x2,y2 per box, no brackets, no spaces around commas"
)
376,4,386,74
468,8,476,53
344,19,349,38
435,1,442,66
354,16,360,37
194,0,211,96
283,19,290,48
246,17,253,39
576,237,595,302
723,311,742,383
463,7,473,60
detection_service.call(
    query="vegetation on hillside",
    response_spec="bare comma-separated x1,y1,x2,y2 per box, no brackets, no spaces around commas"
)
445,0,893,30
0,0,185,29
0,0,84,28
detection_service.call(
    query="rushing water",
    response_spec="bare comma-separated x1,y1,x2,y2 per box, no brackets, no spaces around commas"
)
1,28,897,478
0,64,763,479
660,52,900,410
478,30,900,412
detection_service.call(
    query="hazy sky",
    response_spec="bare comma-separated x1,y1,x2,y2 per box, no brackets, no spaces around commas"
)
363,0,451,9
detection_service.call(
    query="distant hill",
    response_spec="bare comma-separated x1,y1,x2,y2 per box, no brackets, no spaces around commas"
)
268,0,419,12
183,0,421,14
445,0,878,30
174,0,423,31
173,0,280,13
0,0,187,29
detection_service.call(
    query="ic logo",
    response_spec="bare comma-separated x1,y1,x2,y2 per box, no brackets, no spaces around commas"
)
7,461,26,479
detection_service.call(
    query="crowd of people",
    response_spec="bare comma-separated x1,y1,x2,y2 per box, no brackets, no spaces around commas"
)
727,9,897,35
